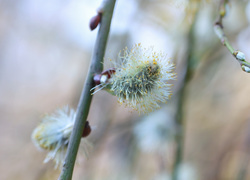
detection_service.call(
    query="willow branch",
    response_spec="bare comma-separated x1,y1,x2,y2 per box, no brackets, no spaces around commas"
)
58,0,116,179
171,7,199,180
214,0,250,73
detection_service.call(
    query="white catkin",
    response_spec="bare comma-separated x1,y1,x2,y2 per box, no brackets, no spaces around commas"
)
95,43,176,114
31,106,91,168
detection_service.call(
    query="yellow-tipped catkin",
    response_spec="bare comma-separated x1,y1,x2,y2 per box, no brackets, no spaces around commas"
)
95,44,176,114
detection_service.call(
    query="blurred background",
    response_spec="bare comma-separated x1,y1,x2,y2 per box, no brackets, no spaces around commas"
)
1,0,250,179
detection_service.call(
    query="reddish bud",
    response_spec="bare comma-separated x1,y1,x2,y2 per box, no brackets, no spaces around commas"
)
82,121,91,137
101,68,116,78
93,68,116,85
89,13,102,31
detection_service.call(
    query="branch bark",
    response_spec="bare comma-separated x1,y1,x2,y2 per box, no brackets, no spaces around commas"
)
58,0,116,179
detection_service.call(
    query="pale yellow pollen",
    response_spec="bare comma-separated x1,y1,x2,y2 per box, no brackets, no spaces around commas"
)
153,59,157,65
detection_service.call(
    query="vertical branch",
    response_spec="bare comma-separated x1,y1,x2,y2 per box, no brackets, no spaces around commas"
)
58,0,116,179
172,8,198,180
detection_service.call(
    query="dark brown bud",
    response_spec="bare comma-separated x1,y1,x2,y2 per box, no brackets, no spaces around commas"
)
89,13,102,31
82,121,91,137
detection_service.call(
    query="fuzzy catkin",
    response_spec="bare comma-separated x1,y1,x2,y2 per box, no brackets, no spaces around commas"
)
31,106,90,168
105,44,176,114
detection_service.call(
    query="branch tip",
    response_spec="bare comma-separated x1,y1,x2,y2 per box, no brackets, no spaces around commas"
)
242,65,250,73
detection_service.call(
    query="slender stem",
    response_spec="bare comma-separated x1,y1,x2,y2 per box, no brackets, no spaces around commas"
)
214,0,250,72
58,1,116,179
172,9,198,180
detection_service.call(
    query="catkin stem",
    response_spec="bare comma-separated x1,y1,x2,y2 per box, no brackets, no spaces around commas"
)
58,0,116,179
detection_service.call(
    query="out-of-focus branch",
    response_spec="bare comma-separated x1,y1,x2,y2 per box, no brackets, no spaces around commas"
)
172,7,199,180
214,0,250,73
58,0,116,179
237,120,250,180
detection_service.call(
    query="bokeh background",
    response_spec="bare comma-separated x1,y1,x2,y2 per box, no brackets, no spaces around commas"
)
1,0,250,179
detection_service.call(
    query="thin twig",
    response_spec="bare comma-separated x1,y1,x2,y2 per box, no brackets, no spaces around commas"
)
58,0,116,179
214,0,250,73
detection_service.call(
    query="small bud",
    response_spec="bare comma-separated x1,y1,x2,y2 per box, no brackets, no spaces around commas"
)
220,7,226,17
220,3,230,17
101,68,116,79
241,65,250,73
82,121,91,137
234,51,245,61
93,69,116,86
89,13,102,31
